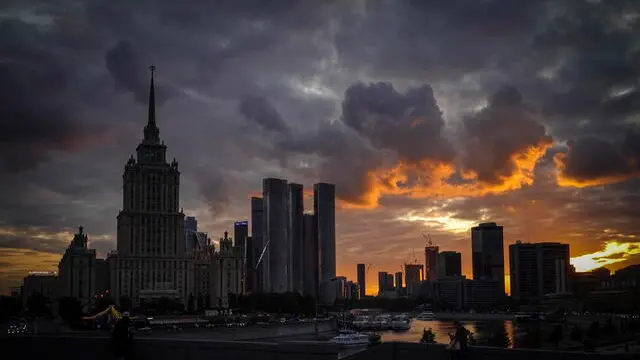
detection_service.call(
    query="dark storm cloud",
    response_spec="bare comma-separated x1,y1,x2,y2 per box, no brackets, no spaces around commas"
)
238,95,290,134
105,40,177,104
554,130,640,185
0,19,109,173
341,82,454,164
460,86,552,184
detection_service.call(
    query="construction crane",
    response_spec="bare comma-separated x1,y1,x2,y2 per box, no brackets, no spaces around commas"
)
422,232,433,247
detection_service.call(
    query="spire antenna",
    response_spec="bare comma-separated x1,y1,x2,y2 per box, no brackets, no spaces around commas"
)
143,64,160,143
148,65,156,125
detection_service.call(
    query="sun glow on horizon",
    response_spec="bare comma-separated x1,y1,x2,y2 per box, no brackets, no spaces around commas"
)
570,241,640,272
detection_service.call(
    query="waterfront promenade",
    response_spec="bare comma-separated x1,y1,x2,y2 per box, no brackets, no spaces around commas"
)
6,335,637,360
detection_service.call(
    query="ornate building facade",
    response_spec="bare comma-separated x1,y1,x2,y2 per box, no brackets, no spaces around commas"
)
58,226,97,310
109,67,193,306
211,232,245,308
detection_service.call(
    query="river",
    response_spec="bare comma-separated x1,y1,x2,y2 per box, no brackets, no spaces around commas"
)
379,319,518,348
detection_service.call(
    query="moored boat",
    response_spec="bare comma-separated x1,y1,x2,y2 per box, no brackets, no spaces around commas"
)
415,311,436,321
331,330,371,347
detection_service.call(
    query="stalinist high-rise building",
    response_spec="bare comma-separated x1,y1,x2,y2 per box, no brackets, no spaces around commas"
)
108,66,193,306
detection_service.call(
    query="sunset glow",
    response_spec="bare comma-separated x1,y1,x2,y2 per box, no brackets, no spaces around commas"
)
570,241,640,272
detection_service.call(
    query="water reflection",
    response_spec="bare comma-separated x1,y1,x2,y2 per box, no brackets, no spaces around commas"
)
380,320,516,348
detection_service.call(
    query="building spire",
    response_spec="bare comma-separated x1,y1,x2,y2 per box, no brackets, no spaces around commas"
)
143,65,160,143
148,65,156,125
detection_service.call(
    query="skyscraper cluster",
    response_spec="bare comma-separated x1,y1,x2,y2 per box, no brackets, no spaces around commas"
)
249,179,336,304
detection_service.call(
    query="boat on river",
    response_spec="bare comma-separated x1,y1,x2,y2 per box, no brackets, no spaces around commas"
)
331,330,371,347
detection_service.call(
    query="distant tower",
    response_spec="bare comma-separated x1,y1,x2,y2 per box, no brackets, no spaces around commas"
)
250,197,264,292
303,213,319,298
314,183,336,282
357,264,366,298
471,222,505,295
425,245,439,281
263,178,290,293
288,183,304,294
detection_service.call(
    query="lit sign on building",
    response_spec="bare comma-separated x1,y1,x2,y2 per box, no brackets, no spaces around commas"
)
234,221,248,226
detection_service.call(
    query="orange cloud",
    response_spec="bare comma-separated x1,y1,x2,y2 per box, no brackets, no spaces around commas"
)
570,241,640,272
554,152,635,188
339,141,551,209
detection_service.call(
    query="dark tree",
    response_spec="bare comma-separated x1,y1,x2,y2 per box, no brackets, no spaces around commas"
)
548,324,563,348
0,296,22,323
93,294,115,313
570,326,583,342
197,293,204,310
187,294,195,313
58,297,83,328
489,326,511,348
586,321,600,341
119,296,133,311
26,292,50,316
521,327,542,349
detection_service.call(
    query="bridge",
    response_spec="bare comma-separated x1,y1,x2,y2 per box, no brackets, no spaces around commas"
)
5,335,636,360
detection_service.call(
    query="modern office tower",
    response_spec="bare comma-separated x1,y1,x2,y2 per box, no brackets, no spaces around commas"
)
357,263,366,298
314,183,336,283
234,221,249,250
425,245,440,280
263,178,290,293
112,67,192,306
438,251,462,277
378,271,389,294
185,216,198,232
303,213,319,298
471,222,505,295
509,241,571,301
58,226,97,310
386,273,394,290
405,264,425,296
288,183,304,294
251,197,264,292
394,272,403,291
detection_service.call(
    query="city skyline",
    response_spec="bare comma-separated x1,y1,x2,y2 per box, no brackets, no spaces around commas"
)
3,1,640,295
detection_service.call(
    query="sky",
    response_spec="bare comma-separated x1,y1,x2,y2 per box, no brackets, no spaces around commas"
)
2,0,640,295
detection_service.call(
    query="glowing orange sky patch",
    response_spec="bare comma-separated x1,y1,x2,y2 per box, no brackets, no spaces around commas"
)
570,241,640,272
553,152,636,188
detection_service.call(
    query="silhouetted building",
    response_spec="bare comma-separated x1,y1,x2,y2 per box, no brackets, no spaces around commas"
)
471,222,505,295
435,276,465,310
464,279,501,310
425,246,439,280
394,272,403,292
234,221,248,251
302,213,319,298
185,216,198,232
438,251,462,277
405,264,424,297
315,182,336,304
58,226,97,310
288,183,304,294
378,271,390,294
22,272,58,306
9,286,21,298
250,197,264,293
263,178,290,293
110,67,192,306
211,231,245,307
357,263,366,298
509,241,570,301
